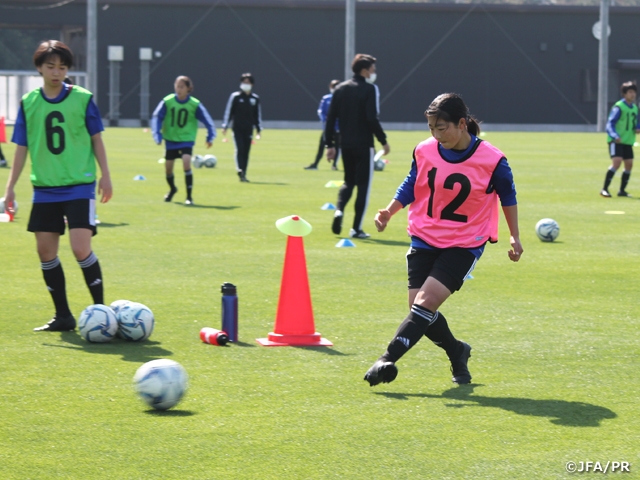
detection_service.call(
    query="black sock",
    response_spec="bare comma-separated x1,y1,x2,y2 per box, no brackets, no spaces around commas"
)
185,170,193,199
78,252,103,305
166,174,176,191
620,171,631,192
382,305,437,363
603,169,615,190
424,311,459,358
41,257,71,317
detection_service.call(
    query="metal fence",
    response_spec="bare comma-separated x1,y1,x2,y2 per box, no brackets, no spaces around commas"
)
0,70,86,123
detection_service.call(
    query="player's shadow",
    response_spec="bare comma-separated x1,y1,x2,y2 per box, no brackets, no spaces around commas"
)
374,384,616,427
363,238,410,247
174,202,240,210
41,331,174,362
291,346,349,356
245,181,288,186
97,222,129,228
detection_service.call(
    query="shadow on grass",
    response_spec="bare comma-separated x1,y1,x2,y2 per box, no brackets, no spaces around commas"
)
173,202,241,210
143,409,195,417
374,384,616,427
291,346,349,356
97,222,129,228
41,331,174,362
242,181,288,186
361,238,410,247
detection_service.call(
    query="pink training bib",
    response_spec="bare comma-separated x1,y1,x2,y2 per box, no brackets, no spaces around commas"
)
408,137,502,248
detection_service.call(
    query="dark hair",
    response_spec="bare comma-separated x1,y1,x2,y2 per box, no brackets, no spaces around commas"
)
33,40,74,69
351,54,376,75
175,75,193,92
240,72,254,85
621,81,637,95
329,79,340,90
425,93,481,136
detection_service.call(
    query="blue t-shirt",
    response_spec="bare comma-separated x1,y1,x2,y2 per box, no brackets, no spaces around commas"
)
12,83,104,203
151,95,216,149
394,135,517,258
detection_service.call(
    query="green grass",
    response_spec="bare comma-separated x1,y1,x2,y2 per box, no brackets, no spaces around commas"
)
0,128,638,479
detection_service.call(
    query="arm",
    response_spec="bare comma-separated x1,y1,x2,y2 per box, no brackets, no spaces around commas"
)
502,205,523,262
151,101,166,145
91,133,112,204
196,103,216,148
3,146,28,212
221,93,235,134
366,84,388,151
606,106,621,142
254,95,262,139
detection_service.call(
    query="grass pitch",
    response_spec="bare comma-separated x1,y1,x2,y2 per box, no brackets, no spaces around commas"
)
0,128,638,479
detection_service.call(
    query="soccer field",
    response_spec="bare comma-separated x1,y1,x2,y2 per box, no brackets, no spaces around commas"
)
0,128,638,479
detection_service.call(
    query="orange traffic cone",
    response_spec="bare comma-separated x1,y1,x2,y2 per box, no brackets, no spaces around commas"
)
257,216,332,347
0,117,6,143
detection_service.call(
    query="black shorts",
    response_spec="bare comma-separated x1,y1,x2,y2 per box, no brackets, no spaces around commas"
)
165,147,193,160
28,199,97,236
609,142,634,160
406,246,478,293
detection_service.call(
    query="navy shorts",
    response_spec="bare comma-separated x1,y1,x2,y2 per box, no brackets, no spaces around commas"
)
609,142,634,160
28,199,97,236
406,246,478,293
165,147,193,160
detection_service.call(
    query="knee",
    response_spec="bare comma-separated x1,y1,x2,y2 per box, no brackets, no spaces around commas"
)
71,245,91,261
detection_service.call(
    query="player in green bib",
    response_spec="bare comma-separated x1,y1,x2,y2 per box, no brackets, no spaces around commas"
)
152,76,216,205
2,40,112,332
601,81,640,197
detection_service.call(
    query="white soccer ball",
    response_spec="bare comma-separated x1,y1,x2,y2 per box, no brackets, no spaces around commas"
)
110,299,131,316
535,218,560,242
203,154,217,168
192,155,205,168
374,159,385,171
116,302,155,341
78,304,118,342
0,197,18,214
133,359,188,410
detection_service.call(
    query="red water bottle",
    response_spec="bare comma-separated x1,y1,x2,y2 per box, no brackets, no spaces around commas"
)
200,327,229,346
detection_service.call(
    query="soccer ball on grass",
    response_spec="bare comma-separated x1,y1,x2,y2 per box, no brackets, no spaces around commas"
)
192,155,205,168
116,302,155,341
133,359,188,410
78,304,118,342
203,155,217,168
535,218,560,242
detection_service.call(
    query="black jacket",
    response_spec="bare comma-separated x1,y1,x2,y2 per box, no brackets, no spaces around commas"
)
222,91,262,133
324,74,386,149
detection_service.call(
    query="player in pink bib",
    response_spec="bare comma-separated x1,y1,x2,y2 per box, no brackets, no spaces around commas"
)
364,93,523,387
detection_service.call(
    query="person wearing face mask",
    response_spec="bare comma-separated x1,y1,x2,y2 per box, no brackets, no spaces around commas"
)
305,79,341,171
325,53,390,239
221,73,262,182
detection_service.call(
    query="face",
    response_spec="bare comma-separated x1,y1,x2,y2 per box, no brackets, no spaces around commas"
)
624,89,637,103
364,64,377,78
37,55,68,89
427,115,467,149
174,80,190,98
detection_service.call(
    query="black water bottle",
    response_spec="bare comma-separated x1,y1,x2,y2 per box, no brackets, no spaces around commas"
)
221,282,238,342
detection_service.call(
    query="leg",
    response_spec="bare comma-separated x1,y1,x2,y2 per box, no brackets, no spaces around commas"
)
351,147,374,236
305,133,324,169
619,158,633,195
34,231,75,331
332,132,341,170
164,159,178,201
331,147,357,234
182,154,193,203
234,130,251,181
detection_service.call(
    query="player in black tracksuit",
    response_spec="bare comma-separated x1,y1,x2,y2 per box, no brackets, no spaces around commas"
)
222,73,262,182
325,54,389,239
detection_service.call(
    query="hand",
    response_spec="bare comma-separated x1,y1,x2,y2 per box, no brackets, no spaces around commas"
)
256,133,261,141
374,209,392,232
206,141,212,149
98,175,113,204
508,236,523,262
382,143,390,156
326,147,336,161
2,189,16,214
615,138,621,144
